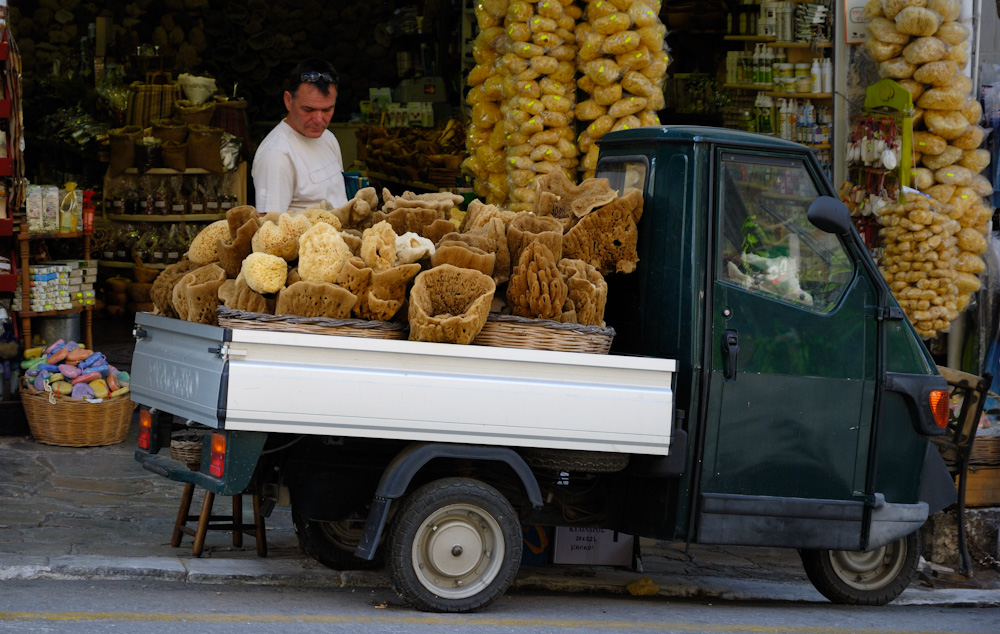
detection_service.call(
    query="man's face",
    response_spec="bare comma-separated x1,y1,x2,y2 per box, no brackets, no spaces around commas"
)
284,82,337,138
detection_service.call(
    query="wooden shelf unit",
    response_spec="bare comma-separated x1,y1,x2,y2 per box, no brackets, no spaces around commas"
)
16,225,93,350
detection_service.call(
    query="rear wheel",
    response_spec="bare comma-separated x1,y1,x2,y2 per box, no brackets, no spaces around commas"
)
800,531,919,606
292,509,383,571
386,477,521,613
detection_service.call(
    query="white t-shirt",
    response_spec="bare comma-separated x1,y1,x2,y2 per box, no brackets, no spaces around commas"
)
252,119,348,213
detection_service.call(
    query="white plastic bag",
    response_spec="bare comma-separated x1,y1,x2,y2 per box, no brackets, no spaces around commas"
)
178,73,217,105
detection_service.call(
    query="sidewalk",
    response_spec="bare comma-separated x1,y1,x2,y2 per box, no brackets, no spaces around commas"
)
1,424,998,607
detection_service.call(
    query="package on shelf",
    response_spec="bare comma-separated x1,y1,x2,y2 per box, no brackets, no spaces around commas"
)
0,255,10,273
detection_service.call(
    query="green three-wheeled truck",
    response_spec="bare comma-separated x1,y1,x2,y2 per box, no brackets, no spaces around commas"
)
132,126,956,612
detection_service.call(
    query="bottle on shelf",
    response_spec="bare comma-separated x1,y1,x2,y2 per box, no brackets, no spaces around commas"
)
103,225,121,261
153,180,170,215
810,58,821,94
822,58,833,93
116,224,139,262
220,192,235,213
188,181,205,214
164,224,183,265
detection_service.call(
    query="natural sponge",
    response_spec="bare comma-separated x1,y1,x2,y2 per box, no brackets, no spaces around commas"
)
432,240,496,277
408,264,496,344
241,252,288,294
151,259,201,318
395,232,435,265
188,220,230,265
440,217,512,284
507,213,564,264
252,213,312,261
507,242,568,321
335,257,420,321
558,258,608,326
217,215,260,278
563,188,644,274
360,221,397,272
297,222,354,284
226,273,273,315
171,263,226,324
275,281,357,318
534,169,619,230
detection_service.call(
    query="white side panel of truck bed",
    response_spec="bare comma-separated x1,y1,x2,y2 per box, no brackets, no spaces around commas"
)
222,329,676,455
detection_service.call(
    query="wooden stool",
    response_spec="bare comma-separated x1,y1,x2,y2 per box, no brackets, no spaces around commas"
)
171,483,267,557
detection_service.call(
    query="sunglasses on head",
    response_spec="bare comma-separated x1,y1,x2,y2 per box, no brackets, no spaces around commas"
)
300,71,338,86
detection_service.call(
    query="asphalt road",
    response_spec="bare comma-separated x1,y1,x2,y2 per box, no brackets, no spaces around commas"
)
2,580,998,634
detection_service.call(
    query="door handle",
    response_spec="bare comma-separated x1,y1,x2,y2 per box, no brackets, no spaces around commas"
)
722,330,739,380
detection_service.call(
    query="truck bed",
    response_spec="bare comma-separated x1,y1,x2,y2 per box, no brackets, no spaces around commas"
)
130,313,677,455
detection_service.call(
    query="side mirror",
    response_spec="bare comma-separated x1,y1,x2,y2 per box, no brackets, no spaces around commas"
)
807,196,853,237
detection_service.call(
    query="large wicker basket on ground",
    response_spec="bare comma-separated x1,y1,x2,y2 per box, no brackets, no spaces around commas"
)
20,383,136,447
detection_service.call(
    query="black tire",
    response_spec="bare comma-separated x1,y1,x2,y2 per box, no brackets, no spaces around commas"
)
520,448,630,473
800,531,920,606
292,509,383,571
386,477,521,613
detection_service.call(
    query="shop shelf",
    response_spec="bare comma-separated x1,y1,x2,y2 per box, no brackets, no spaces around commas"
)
0,217,13,236
724,35,776,42
0,158,11,176
0,99,10,118
766,92,832,99
108,213,226,223
723,83,774,91
0,272,15,292
15,306,85,318
768,41,832,48
18,230,84,241
0,40,8,61
99,260,167,270
122,167,215,175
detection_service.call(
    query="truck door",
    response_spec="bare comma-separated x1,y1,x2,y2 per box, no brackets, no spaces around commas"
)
699,150,879,549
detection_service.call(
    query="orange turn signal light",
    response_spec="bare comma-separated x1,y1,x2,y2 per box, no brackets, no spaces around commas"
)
138,410,151,449
928,389,950,429
209,433,226,477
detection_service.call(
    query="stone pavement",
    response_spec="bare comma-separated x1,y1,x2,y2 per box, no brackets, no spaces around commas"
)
1,423,998,608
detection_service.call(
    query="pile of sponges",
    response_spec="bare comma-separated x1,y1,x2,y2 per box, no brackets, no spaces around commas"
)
21,339,130,400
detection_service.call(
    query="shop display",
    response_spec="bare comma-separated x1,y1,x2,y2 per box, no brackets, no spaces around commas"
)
20,338,130,400
861,0,993,339
156,176,640,349
462,0,667,210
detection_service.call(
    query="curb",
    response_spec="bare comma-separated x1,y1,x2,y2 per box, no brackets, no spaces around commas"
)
3,555,999,607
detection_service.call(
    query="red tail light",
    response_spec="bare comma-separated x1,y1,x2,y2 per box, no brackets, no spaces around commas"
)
928,389,950,429
209,433,226,477
138,410,152,449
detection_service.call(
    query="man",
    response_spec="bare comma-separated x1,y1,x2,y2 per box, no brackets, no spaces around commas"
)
252,59,349,213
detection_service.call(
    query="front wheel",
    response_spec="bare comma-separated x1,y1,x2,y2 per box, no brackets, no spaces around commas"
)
800,531,919,606
386,477,521,613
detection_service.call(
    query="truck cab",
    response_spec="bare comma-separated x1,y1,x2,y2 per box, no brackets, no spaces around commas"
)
131,126,954,612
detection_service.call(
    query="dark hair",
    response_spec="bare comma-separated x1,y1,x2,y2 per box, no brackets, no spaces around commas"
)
287,59,340,97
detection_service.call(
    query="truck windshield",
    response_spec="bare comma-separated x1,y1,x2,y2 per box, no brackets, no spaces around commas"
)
718,153,854,312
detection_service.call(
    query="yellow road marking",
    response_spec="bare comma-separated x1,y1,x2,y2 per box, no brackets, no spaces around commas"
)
0,612,981,633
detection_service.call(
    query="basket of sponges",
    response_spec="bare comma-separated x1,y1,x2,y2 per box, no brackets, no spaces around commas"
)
19,340,135,447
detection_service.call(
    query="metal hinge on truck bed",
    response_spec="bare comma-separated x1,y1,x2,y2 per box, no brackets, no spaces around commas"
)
208,344,247,360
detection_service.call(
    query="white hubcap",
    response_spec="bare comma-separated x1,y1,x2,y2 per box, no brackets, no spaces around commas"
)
412,503,505,599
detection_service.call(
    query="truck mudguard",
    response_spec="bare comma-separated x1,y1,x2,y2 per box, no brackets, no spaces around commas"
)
355,443,544,560
918,441,958,514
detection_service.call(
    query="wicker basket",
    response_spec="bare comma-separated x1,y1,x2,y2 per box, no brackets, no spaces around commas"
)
971,435,1000,466
20,385,136,447
169,431,203,471
217,307,409,340
471,314,615,354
